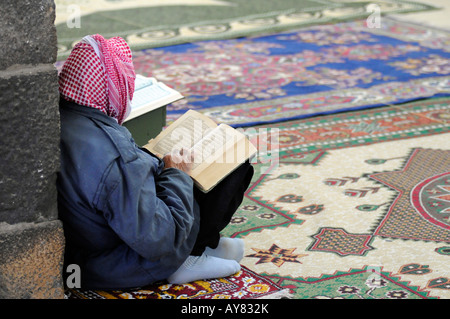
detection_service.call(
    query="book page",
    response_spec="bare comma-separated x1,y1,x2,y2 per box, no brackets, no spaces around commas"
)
132,82,171,109
192,133,257,192
190,124,234,170
143,109,257,192
144,110,218,157
190,124,246,176
126,75,184,122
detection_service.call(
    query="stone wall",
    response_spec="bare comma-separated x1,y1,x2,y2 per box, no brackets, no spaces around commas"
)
0,0,65,299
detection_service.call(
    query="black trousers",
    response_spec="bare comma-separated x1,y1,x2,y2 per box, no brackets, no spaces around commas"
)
190,161,254,256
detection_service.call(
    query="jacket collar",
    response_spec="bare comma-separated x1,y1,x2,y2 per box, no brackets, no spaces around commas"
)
60,99,138,163
60,98,119,127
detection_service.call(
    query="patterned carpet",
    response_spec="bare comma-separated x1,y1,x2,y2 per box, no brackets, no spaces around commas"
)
132,17,450,127
67,265,291,299
222,97,450,299
67,97,450,299
55,0,434,60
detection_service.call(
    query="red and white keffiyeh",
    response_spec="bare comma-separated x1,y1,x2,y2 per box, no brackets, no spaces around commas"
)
59,34,136,125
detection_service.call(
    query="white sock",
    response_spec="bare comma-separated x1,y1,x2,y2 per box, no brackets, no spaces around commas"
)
205,237,245,262
167,254,241,284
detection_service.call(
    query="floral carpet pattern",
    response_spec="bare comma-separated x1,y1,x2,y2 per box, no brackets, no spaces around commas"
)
220,97,450,299
55,0,434,60
133,18,450,127
66,265,291,299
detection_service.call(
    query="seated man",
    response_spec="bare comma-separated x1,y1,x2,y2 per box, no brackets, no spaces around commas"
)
57,34,254,289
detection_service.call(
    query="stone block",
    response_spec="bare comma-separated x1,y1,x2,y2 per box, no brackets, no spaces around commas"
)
0,64,60,224
0,220,65,299
0,0,57,70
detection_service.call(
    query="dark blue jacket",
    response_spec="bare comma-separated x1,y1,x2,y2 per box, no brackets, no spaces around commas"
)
57,101,200,289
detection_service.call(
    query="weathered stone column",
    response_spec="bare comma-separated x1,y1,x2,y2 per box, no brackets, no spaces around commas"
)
0,0,65,299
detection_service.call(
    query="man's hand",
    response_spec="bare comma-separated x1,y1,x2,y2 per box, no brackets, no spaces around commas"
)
162,148,194,174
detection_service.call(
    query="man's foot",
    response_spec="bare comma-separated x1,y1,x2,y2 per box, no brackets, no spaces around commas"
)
205,237,245,262
167,254,240,284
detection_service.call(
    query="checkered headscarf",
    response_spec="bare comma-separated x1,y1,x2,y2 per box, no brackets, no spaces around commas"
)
59,34,136,125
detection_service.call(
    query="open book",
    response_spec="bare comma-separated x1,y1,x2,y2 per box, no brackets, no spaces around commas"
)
143,110,257,192
126,75,184,122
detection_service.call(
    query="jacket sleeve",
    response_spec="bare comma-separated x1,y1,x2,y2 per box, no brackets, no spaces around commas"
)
96,151,199,265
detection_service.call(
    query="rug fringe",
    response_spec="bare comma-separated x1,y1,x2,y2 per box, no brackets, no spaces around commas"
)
257,288,293,299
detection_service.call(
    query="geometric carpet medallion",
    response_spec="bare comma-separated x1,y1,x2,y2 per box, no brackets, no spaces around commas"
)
411,172,450,228
308,227,374,256
371,148,450,242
